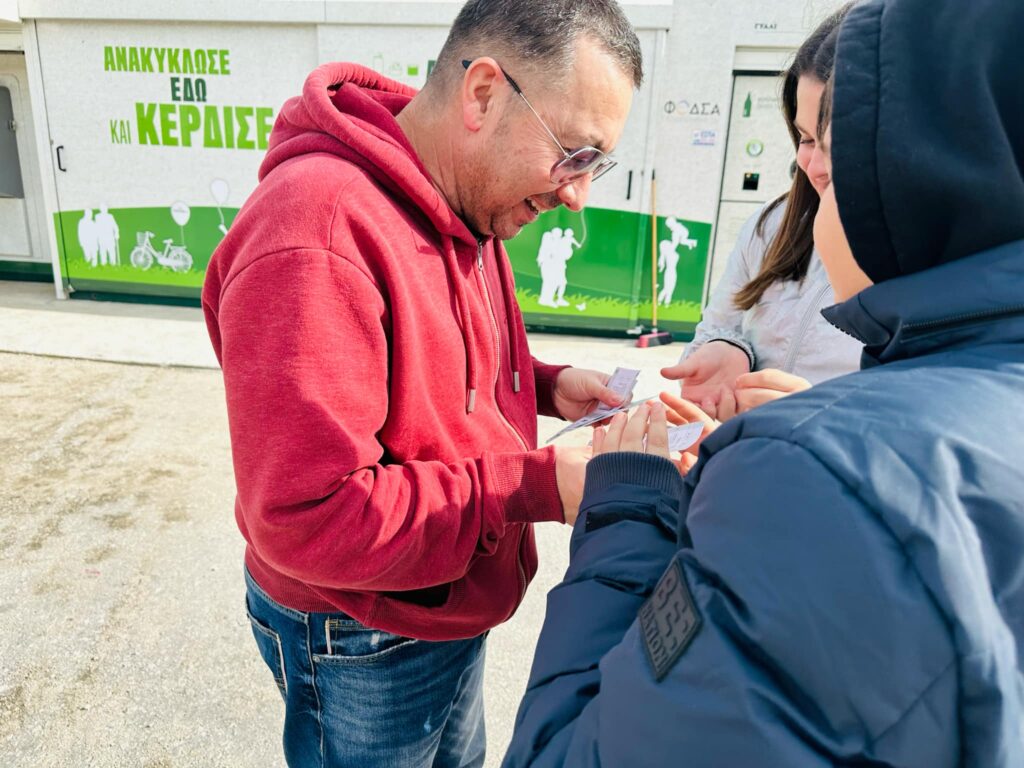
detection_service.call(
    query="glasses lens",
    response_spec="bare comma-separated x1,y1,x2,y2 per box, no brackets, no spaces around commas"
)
591,158,616,181
551,147,609,185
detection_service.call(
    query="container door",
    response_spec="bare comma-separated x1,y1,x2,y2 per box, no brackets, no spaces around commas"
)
35,21,317,299
0,51,46,275
709,72,795,297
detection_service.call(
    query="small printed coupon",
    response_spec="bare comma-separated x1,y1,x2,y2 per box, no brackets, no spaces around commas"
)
592,367,639,417
667,422,704,452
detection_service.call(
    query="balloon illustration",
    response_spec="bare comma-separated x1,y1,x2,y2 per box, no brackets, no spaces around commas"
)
210,180,230,236
171,201,191,247
170,201,191,226
210,179,229,206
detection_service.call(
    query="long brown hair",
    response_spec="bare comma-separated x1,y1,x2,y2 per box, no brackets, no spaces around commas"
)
733,4,853,310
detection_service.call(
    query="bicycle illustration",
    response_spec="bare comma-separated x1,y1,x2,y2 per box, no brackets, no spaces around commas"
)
129,231,194,273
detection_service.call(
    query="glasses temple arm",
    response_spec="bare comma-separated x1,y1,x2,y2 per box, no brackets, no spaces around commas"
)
463,58,570,161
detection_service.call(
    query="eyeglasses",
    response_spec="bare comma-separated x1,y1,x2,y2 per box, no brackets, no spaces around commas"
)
462,59,617,185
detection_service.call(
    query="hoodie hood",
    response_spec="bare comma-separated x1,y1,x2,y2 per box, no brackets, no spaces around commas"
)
259,62,477,247
832,0,1024,284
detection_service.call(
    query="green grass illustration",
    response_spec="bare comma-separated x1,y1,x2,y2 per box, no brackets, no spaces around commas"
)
63,258,206,288
515,289,702,323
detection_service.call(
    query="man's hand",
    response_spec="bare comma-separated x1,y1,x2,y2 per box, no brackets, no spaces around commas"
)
660,341,750,418
553,368,623,422
734,369,811,413
555,444,592,526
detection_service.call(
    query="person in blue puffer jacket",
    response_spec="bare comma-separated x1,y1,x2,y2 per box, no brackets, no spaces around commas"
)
503,0,1024,765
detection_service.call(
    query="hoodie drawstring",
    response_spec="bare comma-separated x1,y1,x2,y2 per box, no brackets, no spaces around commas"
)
442,235,478,413
494,249,522,394
443,236,525,414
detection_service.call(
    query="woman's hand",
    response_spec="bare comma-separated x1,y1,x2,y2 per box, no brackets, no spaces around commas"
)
734,369,811,413
660,341,750,420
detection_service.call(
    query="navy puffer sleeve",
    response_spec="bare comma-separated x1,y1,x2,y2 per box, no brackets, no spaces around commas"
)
505,439,958,767
504,453,683,768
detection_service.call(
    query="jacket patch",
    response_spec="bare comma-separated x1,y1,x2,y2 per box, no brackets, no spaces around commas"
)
639,558,702,681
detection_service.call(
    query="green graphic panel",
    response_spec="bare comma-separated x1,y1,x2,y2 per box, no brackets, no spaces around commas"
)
53,204,709,338
54,206,238,294
505,206,709,336
636,214,711,331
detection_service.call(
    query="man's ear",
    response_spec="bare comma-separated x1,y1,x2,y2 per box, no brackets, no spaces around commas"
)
461,57,503,133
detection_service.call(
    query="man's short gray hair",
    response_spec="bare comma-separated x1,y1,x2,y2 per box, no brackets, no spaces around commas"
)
430,0,643,92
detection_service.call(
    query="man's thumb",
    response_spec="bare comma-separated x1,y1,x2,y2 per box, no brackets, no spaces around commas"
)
597,384,625,406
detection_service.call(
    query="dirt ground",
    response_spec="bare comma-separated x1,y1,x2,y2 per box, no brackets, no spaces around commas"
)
0,352,284,767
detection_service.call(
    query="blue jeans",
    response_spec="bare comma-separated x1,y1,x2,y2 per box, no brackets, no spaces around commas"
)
245,569,487,768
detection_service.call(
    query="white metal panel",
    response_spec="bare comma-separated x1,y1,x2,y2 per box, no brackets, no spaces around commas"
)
17,0,673,28
708,199,759,293
583,28,660,217
653,0,850,226
702,73,794,301
35,20,317,211
21,22,65,293
316,20,449,86
17,1,327,23
733,45,796,73
718,73,793,205
0,21,21,50
323,1,672,30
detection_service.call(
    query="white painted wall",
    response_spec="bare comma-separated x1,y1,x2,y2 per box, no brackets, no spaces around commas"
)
653,0,849,224
16,0,673,28
35,20,317,211
0,1,18,23
11,0,849,301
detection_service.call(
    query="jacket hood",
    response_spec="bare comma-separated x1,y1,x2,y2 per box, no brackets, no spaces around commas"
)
259,62,477,247
823,239,1024,367
832,0,1024,284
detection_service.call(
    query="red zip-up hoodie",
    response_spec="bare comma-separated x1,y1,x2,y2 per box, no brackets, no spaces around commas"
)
202,63,569,641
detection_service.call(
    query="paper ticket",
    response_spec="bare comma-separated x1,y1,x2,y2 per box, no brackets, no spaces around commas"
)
546,395,655,443
591,367,639,417
667,421,705,452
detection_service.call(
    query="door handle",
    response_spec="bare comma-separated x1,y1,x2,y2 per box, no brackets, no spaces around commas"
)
56,145,66,172
626,169,633,200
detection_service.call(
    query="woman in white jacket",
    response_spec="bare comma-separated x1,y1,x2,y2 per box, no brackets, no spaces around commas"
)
662,4,862,420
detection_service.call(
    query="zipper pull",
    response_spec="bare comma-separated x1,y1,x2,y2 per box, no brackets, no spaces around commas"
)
477,242,484,272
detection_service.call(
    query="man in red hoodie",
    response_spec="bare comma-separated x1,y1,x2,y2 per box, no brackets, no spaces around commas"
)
202,1,642,765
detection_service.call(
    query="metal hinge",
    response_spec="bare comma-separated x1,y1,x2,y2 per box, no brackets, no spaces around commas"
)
7,118,15,131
